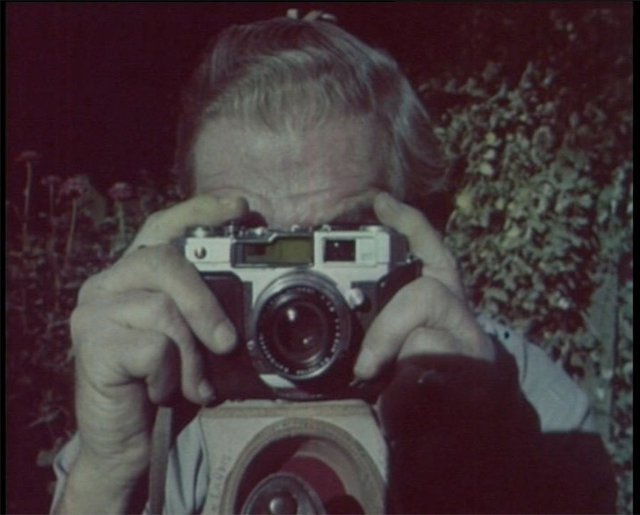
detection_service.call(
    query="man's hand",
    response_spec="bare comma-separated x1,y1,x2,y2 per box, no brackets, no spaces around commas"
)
354,193,495,380
57,195,247,514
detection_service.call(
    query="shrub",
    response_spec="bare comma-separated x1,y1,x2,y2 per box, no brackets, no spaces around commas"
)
420,6,632,513
6,164,183,513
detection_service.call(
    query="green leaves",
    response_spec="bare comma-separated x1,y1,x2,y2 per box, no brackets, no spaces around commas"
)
423,7,632,512
7,169,185,491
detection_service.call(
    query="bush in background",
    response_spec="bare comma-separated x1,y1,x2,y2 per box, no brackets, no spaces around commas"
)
420,6,632,512
6,167,183,513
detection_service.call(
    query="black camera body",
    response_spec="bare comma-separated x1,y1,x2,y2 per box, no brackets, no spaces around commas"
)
182,223,421,402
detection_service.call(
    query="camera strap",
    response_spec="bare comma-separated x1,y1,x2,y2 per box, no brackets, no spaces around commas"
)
148,406,174,515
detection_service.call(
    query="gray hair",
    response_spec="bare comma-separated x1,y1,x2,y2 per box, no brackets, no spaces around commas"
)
173,16,447,207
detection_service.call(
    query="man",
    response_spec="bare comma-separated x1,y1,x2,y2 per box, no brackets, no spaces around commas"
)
51,14,614,514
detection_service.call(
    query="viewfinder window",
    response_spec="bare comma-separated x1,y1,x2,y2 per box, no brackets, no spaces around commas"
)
237,238,313,266
324,239,356,262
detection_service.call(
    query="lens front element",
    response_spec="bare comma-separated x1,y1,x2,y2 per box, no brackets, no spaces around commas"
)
254,273,351,383
273,299,331,368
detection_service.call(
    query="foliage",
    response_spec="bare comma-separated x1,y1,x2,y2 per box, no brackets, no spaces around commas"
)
6,166,183,513
420,6,632,513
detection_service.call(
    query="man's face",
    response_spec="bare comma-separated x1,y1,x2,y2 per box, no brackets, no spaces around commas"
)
192,116,384,228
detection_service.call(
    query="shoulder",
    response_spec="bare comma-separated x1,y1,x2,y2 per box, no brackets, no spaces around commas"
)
476,314,596,433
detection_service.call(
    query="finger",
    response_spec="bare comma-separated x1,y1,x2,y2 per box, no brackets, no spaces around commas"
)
94,245,237,355
147,352,179,405
354,276,492,379
104,291,214,403
373,192,464,297
321,188,381,224
396,327,462,362
125,195,248,254
105,290,196,355
116,327,202,405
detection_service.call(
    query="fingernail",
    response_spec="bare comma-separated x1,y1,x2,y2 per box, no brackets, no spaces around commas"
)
198,380,215,403
215,320,237,351
354,348,376,379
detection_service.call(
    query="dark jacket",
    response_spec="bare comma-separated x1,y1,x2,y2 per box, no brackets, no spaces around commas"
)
380,341,617,514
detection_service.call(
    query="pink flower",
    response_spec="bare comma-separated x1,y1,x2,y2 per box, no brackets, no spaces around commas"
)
60,176,90,199
108,182,133,201
15,150,41,163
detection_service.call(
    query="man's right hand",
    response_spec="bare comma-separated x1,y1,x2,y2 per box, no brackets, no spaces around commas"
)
56,195,247,514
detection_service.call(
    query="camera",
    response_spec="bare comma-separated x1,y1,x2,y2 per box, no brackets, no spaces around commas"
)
197,399,389,514
171,221,418,513
183,222,421,401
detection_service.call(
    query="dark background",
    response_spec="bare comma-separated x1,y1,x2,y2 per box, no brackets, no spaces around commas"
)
7,2,578,195
7,2,500,197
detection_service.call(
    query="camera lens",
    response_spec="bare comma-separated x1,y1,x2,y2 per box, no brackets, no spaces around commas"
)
257,286,341,376
272,301,329,368
254,274,351,382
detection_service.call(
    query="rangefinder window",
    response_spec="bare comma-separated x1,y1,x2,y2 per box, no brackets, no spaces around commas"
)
236,238,313,266
324,239,356,262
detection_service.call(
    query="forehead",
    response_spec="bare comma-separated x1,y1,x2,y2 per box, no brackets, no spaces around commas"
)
193,116,381,187
192,116,384,227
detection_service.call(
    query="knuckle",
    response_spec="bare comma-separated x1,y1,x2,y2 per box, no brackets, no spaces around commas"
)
142,208,167,229
152,242,181,260
440,244,454,262
133,211,166,243
69,304,105,351
150,292,176,320
405,276,451,312
69,305,89,341
137,332,173,364
411,325,430,340
146,243,183,271
404,326,430,349
138,335,175,376
151,333,174,358
440,247,459,270
77,273,104,303
180,297,212,325
154,296,189,339
414,275,443,296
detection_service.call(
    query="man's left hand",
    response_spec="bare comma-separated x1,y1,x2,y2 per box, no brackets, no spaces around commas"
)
354,192,495,380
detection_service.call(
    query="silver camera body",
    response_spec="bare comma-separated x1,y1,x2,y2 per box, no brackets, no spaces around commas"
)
183,223,420,401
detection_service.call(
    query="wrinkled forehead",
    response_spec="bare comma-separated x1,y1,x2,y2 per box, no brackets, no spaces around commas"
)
193,116,383,184
192,116,385,227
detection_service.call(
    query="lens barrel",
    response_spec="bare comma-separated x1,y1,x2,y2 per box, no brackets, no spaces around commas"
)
253,272,351,384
